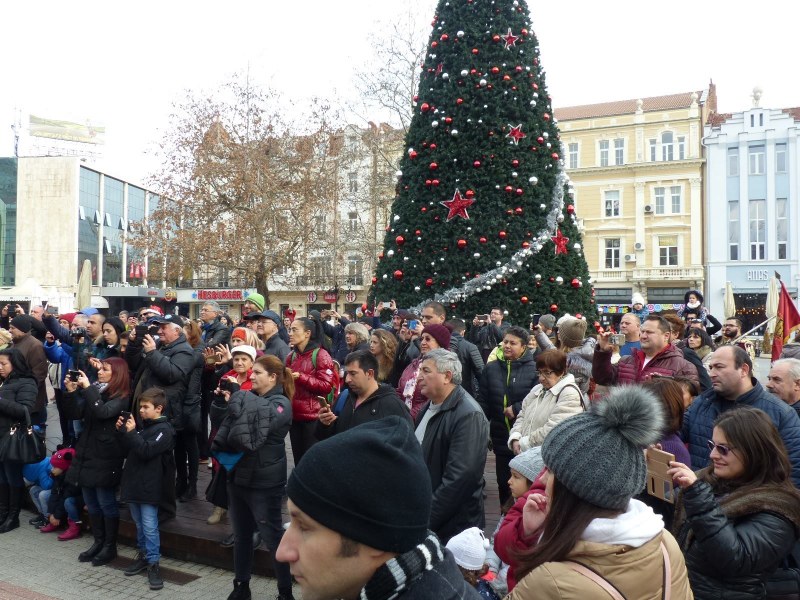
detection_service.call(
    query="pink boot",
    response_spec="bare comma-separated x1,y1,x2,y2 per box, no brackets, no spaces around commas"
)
39,521,60,533
57,519,82,541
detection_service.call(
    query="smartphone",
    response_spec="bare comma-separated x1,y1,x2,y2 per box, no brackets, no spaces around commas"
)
46,306,59,315
119,411,132,423
611,333,626,346
477,314,490,322
531,313,541,326
406,319,418,331
67,370,80,382
316,395,329,408
645,448,676,504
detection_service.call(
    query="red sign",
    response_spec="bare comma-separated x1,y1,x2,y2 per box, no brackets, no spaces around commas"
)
198,289,243,301
307,292,317,303
324,291,338,303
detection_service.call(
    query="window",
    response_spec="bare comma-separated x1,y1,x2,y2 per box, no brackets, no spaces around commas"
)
348,211,358,233
677,136,686,160
749,199,766,260
568,143,578,169
614,138,624,165
315,213,327,236
649,139,657,162
654,187,665,214
604,239,620,269
599,140,609,167
309,256,332,281
776,144,787,173
603,190,620,217
777,198,788,260
749,146,765,175
346,255,363,285
670,186,681,213
661,132,674,161
759,113,764,126
729,201,739,261
750,114,755,127
727,148,739,176
348,172,358,193
658,235,678,266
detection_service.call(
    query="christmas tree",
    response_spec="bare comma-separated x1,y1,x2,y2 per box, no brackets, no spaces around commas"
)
371,0,597,326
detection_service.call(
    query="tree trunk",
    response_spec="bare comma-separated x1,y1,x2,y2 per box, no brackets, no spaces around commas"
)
255,268,270,309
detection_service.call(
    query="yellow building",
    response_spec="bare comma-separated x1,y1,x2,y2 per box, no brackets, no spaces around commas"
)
555,85,717,322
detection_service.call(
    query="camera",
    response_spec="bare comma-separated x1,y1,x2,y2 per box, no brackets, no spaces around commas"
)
71,327,87,338
67,370,80,382
219,379,237,393
611,333,627,347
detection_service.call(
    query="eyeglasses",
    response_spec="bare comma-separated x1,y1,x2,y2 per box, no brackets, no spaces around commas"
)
707,440,736,456
538,370,557,377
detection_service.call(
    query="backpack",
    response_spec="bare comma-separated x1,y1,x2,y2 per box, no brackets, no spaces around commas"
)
290,348,341,407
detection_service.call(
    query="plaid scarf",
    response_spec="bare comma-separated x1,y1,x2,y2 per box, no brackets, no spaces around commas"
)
360,533,444,600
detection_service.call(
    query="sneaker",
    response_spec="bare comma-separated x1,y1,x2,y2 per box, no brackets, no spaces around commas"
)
147,562,164,590
207,507,226,525
57,519,82,541
227,579,251,600
124,551,149,576
40,522,60,533
29,515,47,527
220,532,235,548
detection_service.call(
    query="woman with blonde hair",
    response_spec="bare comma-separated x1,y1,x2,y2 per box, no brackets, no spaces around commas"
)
369,329,398,384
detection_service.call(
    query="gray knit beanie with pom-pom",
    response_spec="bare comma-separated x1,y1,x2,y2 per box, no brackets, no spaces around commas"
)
541,385,665,510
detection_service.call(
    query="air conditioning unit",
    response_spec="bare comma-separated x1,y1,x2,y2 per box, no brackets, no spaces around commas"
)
634,242,645,251
644,204,654,214
625,254,637,262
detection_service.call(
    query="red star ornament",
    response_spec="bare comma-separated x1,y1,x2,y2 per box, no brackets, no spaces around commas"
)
502,28,520,49
506,124,526,145
440,189,475,221
551,228,570,255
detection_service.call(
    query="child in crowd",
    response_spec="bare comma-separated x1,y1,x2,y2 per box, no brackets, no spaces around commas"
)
24,455,54,528
39,448,83,540
117,388,176,591
630,292,650,321
446,527,501,600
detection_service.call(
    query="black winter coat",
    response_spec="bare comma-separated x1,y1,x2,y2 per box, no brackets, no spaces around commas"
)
676,479,800,599
202,317,231,349
262,333,290,363
177,347,203,432
394,549,483,600
47,471,82,521
0,376,37,441
126,333,195,425
119,416,176,505
682,346,712,392
415,386,489,544
449,333,484,399
211,385,292,492
316,384,410,440
477,350,538,454
64,385,127,488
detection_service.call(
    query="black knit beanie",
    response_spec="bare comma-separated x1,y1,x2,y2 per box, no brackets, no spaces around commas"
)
287,416,432,553
10,315,32,334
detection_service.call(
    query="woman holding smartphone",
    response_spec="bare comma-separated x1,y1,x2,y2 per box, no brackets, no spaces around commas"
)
64,357,129,566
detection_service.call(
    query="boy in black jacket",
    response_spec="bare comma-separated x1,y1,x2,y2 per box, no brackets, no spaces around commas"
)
116,388,175,591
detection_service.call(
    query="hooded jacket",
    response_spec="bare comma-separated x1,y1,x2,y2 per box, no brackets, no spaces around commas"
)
507,501,693,599
477,349,538,453
286,344,336,422
592,344,699,387
119,415,176,505
316,383,410,440
415,386,489,543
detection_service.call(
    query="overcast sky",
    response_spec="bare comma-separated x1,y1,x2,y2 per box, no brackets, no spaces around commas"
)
1,0,798,184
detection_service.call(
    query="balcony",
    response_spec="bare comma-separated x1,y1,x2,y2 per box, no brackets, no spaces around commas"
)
294,275,365,288
632,267,704,282
175,277,255,289
595,269,630,282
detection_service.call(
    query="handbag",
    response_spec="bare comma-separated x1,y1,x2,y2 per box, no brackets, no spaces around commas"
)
0,406,46,464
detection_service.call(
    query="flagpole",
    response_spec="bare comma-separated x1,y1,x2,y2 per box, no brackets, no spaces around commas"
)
730,317,776,345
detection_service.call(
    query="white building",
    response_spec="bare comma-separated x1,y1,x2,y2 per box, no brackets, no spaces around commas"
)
704,94,800,330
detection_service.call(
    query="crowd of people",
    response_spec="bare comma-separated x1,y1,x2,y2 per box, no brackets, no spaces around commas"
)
0,287,799,599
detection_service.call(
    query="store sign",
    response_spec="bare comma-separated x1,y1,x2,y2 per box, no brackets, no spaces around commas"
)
746,269,770,281
307,292,318,302
198,289,243,301
323,290,338,303
345,291,357,303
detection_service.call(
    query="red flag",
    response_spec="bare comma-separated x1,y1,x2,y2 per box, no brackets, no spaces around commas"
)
772,279,800,361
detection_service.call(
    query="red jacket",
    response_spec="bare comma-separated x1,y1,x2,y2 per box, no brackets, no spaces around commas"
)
494,473,546,592
592,344,699,387
286,344,336,422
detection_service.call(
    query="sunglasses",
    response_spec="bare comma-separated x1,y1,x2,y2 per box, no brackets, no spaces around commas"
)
707,440,736,457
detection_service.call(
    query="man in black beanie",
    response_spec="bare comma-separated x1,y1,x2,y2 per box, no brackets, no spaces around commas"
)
9,315,48,426
276,416,481,600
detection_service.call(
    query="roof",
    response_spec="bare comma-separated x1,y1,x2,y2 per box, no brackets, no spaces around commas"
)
706,112,733,127
783,108,800,122
555,91,704,121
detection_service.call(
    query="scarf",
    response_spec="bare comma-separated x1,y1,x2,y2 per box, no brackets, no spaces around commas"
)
93,381,109,394
673,468,800,549
360,532,445,600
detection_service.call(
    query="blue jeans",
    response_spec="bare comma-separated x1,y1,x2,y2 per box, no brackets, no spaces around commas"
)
82,486,118,518
29,486,51,516
63,496,81,522
0,462,24,487
128,503,160,564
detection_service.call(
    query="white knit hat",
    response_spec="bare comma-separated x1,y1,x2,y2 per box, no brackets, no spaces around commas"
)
631,292,645,306
445,527,490,571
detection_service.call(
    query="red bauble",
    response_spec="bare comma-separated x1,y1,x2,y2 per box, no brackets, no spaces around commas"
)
567,204,575,214
543,113,550,121
457,239,467,249
499,231,507,239
550,304,558,313
551,152,560,160
549,277,555,282
415,229,421,235
456,98,464,105
413,95,419,102
393,270,403,280
429,162,438,170
514,207,523,215
426,278,434,287
515,188,523,196
371,276,378,284
425,179,432,186
522,241,530,248
515,65,523,72
421,207,428,213
378,252,384,259
440,33,449,41
520,296,529,304
396,235,405,246
575,313,583,320
465,189,475,198
420,103,430,112
430,143,437,150
431,41,438,48
511,159,519,167
571,278,581,288
472,48,479,54
473,160,481,168
491,66,500,74
492,34,500,42
444,117,452,124
479,237,487,244
537,136,544,144
503,75,511,81
432,179,440,186
504,185,513,193
408,150,417,159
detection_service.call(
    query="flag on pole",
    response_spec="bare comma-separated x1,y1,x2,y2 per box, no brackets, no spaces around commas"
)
772,277,800,361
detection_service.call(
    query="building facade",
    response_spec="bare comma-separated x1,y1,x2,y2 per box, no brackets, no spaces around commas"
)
704,100,800,330
555,87,715,323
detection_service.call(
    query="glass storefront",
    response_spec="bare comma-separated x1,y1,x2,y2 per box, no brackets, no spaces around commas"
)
0,159,17,286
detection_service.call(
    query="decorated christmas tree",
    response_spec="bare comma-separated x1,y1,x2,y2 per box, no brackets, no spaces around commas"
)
371,0,597,325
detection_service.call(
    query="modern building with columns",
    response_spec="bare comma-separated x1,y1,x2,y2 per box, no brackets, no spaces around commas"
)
555,84,715,323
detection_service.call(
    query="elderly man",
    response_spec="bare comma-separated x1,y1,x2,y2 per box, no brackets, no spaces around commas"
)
126,314,195,519
682,346,800,485
617,313,641,356
243,310,290,362
199,301,230,348
593,315,699,387
767,358,800,418
276,416,480,600
198,300,231,462
415,349,489,543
